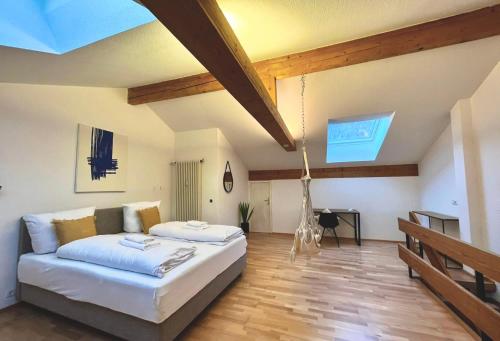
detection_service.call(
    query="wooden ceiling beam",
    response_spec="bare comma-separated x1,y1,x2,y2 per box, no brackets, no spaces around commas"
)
129,5,500,104
248,164,419,181
128,72,223,105
138,0,295,151
128,71,278,105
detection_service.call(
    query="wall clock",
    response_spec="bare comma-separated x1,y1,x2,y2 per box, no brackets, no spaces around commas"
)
223,161,233,193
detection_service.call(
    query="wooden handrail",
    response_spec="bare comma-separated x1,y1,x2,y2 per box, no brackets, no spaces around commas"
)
398,218,500,282
399,245,500,340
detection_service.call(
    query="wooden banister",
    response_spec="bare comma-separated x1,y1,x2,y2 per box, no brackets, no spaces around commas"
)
409,211,421,225
399,245,500,340
398,218,500,282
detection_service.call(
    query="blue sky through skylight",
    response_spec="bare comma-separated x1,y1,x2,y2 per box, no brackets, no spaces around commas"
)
0,0,155,54
326,112,394,163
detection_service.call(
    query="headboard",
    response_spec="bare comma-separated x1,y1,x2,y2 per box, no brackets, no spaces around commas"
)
18,207,124,256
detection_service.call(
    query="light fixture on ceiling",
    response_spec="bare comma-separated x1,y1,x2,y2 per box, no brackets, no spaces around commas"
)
290,75,321,262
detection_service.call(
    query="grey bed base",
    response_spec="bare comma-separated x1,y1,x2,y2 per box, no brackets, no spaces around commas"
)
17,207,246,341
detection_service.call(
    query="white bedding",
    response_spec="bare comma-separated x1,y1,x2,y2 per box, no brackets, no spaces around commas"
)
150,222,243,243
18,235,246,323
57,235,196,278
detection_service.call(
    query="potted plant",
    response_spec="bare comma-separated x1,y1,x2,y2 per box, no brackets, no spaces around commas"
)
238,202,254,233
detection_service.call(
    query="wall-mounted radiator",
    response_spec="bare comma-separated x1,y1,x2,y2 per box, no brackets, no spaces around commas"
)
174,160,202,221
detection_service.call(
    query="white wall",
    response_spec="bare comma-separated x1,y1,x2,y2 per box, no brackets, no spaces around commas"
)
0,83,175,309
448,62,500,253
418,125,458,217
450,99,483,245
469,62,500,254
270,176,419,241
217,132,249,226
173,128,248,225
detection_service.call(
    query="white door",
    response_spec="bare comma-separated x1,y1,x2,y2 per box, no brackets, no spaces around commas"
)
249,182,271,232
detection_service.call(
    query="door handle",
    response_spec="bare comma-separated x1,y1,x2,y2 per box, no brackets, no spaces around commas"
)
264,198,270,204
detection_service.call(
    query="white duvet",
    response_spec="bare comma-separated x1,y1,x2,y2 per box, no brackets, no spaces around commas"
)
56,235,196,278
150,222,243,243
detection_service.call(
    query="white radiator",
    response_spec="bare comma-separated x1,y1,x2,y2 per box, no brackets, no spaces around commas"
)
175,161,202,221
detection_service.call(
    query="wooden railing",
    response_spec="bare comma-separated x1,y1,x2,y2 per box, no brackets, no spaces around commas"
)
398,217,500,341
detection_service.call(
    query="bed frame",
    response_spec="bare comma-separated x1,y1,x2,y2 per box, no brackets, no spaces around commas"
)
17,207,246,341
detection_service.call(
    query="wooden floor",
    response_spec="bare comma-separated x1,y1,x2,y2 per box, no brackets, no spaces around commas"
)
1,233,474,340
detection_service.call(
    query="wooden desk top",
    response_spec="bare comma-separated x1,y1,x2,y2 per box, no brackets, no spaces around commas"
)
313,208,360,214
413,210,458,221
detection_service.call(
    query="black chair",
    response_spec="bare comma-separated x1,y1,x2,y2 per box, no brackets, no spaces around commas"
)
318,212,340,247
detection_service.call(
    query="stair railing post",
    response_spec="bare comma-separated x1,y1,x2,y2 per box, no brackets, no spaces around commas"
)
405,234,413,278
475,271,492,341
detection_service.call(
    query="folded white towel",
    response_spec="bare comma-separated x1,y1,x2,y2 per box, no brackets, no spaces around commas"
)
119,239,160,251
124,234,155,244
187,220,208,227
159,247,197,273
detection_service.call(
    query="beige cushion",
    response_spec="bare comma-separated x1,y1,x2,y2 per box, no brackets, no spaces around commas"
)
53,216,97,246
138,206,161,234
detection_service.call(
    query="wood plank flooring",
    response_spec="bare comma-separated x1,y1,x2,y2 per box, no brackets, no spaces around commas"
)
0,233,474,340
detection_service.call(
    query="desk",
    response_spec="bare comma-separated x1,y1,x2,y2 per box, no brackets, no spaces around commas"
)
412,210,459,268
314,208,361,246
412,210,458,235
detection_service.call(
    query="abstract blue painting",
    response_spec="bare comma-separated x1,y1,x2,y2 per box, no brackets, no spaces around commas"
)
87,127,119,180
76,124,127,192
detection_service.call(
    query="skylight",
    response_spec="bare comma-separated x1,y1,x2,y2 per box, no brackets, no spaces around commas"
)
0,0,155,54
326,112,394,163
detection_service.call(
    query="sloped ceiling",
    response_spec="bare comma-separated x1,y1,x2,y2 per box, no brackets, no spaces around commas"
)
0,0,497,87
151,36,500,169
1,0,499,169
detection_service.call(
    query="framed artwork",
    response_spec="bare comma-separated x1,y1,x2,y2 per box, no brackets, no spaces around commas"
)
75,124,128,192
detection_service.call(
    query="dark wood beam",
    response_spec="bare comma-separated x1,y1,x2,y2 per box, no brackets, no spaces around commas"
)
248,164,418,181
128,71,278,105
128,72,223,105
129,5,500,104
138,0,295,151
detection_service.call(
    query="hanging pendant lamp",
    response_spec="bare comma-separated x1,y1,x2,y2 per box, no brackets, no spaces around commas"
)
290,75,322,262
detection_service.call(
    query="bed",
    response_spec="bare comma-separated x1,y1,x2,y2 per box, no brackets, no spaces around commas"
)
17,207,247,341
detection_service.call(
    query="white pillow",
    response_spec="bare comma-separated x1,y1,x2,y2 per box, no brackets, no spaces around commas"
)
23,206,96,254
122,201,161,233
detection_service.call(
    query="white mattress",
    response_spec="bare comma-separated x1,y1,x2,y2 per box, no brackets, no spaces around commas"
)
18,236,247,323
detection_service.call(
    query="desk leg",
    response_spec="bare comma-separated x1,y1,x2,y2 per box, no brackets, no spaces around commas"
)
357,214,361,246
353,215,358,245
